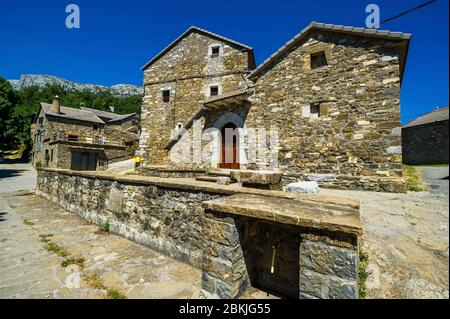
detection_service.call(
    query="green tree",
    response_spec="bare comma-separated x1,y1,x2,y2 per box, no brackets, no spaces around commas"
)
0,77,19,150
1,79,142,155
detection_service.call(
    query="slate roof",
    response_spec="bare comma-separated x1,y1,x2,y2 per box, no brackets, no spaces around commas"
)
42,104,136,124
141,26,254,70
80,107,136,123
403,106,449,128
41,103,105,124
248,21,412,81
204,88,252,104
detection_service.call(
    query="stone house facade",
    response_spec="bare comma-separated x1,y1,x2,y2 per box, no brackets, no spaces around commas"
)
402,106,449,165
138,22,411,192
31,97,140,170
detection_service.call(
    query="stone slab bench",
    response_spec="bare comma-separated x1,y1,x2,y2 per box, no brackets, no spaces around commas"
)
201,194,362,299
230,170,283,190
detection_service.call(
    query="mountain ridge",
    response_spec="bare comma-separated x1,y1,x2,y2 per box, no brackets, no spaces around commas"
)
8,74,142,96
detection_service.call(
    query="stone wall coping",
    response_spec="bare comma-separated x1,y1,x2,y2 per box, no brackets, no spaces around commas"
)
138,165,207,173
38,168,360,211
202,194,363,236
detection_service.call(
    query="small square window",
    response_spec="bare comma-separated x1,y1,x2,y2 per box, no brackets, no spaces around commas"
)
162,90,170,103
310,104,321,118
311,51,327,69
211,46,220,57
210,86,219,96
67,134,79,141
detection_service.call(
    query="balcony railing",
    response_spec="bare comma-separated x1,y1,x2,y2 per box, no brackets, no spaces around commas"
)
52,131,124,147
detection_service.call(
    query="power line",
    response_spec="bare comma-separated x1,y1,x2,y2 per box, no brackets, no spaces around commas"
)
380,0,437,26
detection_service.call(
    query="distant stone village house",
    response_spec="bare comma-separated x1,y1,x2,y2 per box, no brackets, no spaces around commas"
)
402,106,449,165
137,22,411,192
31,97,140,170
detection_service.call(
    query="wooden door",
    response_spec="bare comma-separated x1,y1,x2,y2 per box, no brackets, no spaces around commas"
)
219,123,239,169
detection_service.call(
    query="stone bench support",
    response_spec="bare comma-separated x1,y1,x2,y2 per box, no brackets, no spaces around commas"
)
201,194,362,299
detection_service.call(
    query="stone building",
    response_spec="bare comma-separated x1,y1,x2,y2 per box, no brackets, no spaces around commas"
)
31,97,140,170
137,22,412,192
402,106,449,165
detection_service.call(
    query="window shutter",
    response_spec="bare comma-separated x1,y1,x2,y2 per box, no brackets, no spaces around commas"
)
301,105,311,118
320,103,328,117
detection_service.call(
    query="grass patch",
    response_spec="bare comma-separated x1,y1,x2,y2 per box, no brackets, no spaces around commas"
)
358,250,369,299
23,219,34,226
403,165,427,192
413,164,449,167
61,256,85,268
107,288,126,299
44,241,70,258
83,272,106,290
97,220,110,234
39,234,54,243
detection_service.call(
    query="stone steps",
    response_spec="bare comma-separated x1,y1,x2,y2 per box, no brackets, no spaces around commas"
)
195,176,220,183
196,175,233,185
206,171,232,178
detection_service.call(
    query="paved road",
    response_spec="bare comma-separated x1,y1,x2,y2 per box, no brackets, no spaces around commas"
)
322,166,449,299
0,164,268,299
0,163,36,194
417,166,449,198
0,163,202,299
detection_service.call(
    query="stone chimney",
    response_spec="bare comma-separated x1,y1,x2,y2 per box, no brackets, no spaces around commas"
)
51,95,61,114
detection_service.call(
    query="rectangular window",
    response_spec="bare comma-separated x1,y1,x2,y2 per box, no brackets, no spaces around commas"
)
162,90,170,103
310,104,321,118
311,51,327,69
210,86,219,96
211,46,220,57
50,149,54,162
67,133,79,141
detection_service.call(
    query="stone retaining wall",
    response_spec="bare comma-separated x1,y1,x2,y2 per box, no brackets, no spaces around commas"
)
36,168,362,299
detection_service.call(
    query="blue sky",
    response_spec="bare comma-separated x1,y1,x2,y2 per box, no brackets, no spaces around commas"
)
0,0,448,124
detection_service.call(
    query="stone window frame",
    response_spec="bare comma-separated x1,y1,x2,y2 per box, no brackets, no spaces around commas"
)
304,43,333,72
208,43,223,59
205,83,222,97
310,51,328,69
301,102,330,120
161,86,173,104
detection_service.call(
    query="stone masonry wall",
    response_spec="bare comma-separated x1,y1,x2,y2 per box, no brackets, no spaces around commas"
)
36,169,222,267
202,210,358,299
36,169,361,299
139,31,252,165
246,31,405,192
402,120,449,165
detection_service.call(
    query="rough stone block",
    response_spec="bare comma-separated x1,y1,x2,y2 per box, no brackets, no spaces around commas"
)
299,268,327,298
300,240,357,279
202,217,240,246
328,276,358,299
230,170,282,185
216,176,231,185
285,181,320,194
307,174,334,182
105,186,124,213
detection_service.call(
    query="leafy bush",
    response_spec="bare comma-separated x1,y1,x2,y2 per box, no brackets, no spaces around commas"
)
107,288,126,299
98,220,110,233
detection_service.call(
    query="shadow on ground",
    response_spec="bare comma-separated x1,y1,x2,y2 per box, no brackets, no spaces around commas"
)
0,169,29,180
0,212,7,222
